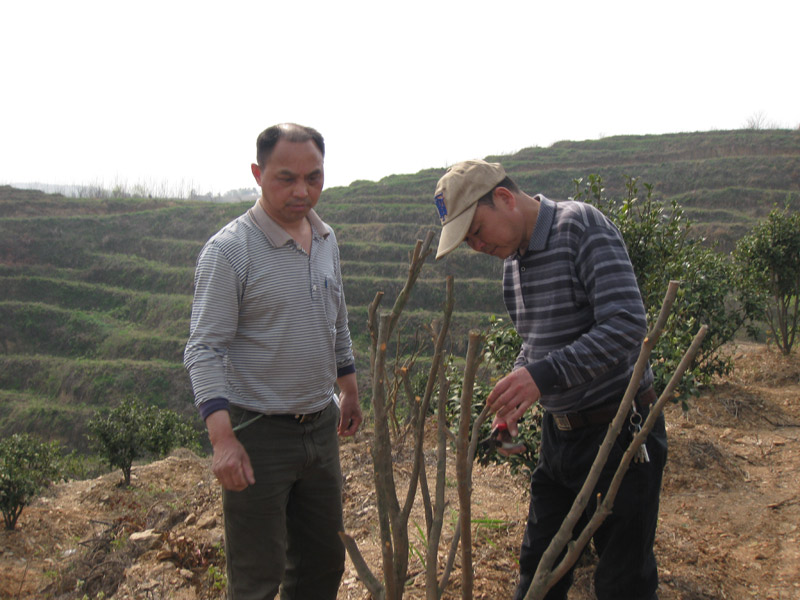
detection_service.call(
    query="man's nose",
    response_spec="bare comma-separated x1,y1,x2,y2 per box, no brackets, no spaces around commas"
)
466,235,483,251
293,180,309,198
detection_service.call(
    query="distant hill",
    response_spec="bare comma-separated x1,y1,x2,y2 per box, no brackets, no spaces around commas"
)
1,128,798,449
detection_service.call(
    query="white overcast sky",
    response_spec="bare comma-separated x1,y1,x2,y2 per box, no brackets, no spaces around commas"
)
1,0,798,194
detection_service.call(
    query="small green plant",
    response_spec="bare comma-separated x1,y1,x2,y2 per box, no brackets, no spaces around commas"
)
0,433,62,530
110,531,129,551
207,543,227,591
207,564,227,592
88,398,200,486
472,517,507,549
409,520,428,568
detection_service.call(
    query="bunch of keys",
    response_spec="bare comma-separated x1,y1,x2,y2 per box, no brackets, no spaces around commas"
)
629,406,650,464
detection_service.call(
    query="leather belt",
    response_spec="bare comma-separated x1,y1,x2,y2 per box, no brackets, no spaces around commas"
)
637,386,658,408
231,405,327,432
551,386,657,431
274,405,327,424
551,405,619,431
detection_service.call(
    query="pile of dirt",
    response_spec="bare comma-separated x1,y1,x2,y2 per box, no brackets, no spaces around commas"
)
1,342,798,599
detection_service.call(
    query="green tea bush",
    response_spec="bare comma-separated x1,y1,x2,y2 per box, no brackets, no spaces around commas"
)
0,433,62,529
573,174,746,404
734,204,800,355
88,398,200,486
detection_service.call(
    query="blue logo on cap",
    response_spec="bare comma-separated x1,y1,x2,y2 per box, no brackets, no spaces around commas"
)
435,193,447,223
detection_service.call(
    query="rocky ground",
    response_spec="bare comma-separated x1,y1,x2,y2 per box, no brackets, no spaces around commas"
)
1,342,798,599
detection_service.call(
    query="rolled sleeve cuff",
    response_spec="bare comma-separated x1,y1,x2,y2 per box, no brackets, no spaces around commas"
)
198,397,230,421
525,360,559,396
337,363,356,378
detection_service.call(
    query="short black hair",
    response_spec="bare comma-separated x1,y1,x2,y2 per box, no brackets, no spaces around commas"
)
477,176,520,205
255,123,325,168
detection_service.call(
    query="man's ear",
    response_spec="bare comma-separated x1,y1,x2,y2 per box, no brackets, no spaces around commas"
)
250,163,262,184
494,186,516,210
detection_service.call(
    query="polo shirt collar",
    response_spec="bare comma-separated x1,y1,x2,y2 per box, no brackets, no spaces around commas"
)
248,199,331,247
525,195,555,253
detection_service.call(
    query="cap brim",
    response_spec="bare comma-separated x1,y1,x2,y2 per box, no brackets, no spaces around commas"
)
435,202,478,259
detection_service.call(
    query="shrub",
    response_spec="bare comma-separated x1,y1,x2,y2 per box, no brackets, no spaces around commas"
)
734,204,800,354
88,398,199,486
573,175,745,403
0,433,62,530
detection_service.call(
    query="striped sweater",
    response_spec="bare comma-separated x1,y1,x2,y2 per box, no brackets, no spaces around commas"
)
505,196,653,413
184,201,355,417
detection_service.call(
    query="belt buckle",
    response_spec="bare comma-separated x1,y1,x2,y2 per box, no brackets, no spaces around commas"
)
296,410,319,424
637,386,658,408
552,413,573,431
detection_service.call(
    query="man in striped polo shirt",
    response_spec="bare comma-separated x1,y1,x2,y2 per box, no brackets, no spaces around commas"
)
185,123,362,599
434,160,666,600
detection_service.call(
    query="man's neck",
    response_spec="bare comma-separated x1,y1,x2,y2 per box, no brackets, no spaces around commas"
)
517,193,541,256
284,217,312,254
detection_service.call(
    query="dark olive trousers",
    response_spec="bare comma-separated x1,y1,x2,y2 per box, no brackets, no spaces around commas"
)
223,402,345,600
513,407,667,600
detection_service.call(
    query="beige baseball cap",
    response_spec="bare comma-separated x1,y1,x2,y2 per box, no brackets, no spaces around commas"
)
434,160,506,259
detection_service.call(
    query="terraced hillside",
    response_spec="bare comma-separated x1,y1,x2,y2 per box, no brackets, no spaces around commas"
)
1,128,798,449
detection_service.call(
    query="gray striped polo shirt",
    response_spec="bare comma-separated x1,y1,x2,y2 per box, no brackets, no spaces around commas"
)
505,196,653,413
184,201,355,417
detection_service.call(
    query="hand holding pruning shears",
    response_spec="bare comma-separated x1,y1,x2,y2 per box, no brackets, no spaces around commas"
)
481,367,540,457
479,421,527,457
485,367,540,436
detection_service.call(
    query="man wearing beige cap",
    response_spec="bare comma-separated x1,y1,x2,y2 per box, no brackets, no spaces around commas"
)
434,160,666,600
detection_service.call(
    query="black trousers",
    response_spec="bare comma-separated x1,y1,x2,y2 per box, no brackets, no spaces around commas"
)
513,407,667,600
223,402,345,600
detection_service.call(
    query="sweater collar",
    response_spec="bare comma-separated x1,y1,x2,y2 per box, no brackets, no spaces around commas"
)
516,194,554,257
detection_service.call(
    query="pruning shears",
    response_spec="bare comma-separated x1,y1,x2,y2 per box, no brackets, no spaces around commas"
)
479,422,526,456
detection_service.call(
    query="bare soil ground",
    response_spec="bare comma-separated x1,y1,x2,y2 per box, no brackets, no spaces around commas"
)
2,342,798,600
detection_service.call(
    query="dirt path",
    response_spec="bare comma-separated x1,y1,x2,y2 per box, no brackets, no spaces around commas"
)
1,343,798,599
654,344,800,599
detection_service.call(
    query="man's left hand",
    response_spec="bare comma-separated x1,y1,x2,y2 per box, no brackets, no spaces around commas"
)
338,391,362,436
336,372,362,436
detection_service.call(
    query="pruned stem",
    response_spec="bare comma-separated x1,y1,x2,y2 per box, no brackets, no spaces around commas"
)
339,532,386,600
456,331,485,600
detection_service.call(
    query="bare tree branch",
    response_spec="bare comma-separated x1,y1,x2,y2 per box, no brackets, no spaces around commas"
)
456,331,485,600
344,232,440,600
339,532,386,600
426,350,451,600
403,277,454,522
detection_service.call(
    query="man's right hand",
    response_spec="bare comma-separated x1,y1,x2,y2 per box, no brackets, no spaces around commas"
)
206,410,255,491
486,367,540,437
